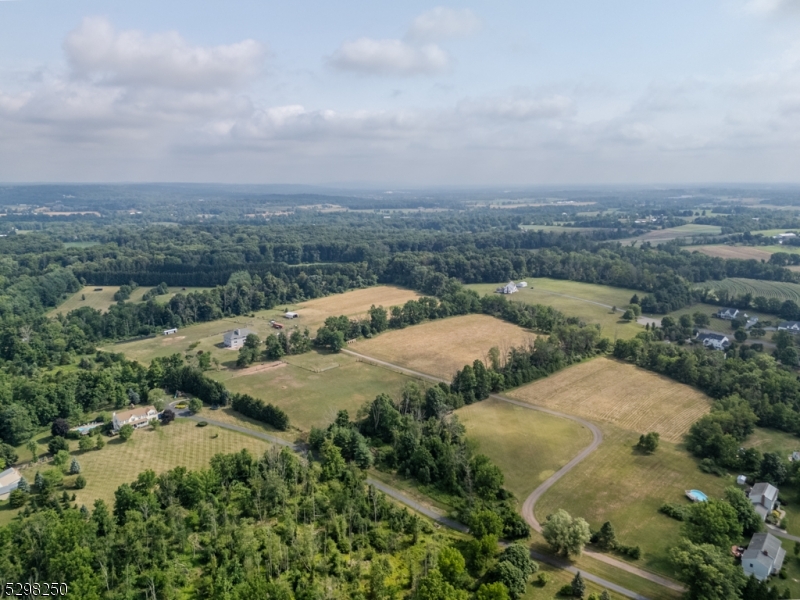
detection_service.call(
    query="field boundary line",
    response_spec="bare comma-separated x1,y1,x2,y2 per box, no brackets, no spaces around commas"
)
342,348,685,594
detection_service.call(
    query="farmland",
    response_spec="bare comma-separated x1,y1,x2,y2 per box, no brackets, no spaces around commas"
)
692,245,774,261
105,285,421,366
506,358,711,442
628,223,722,244
457,398,593,500
697,277,800,303
350,314,535,380
535,423,729,576
210,350,417,433
465,278,643,340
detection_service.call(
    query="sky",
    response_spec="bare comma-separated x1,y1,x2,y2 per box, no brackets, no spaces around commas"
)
1,0,799,186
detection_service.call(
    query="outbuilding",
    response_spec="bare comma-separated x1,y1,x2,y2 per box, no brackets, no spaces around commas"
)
284,312,299,319
163,328,178,335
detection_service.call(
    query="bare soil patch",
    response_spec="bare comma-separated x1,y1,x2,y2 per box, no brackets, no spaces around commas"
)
507,357,711,441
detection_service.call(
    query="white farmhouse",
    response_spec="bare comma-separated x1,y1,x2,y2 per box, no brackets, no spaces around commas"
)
112,405,159,432
223,328,254,349
696,332,730,350
496,282,518,294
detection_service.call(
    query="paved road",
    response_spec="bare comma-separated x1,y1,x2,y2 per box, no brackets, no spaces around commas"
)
767,524,800,543
343,349,685,594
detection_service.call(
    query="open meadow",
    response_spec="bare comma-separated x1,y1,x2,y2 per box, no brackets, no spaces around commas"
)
535,423,730,577
506,358,711,442
466,279,643,340
49,285,213,316
457,399,593,501
696,277,800,303
350,313,535,379
210,350,418,433
628,224,722,244
692,245,774,261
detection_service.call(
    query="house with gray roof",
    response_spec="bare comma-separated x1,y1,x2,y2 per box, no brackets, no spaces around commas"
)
748,482,779,521
696,332,730,351
717,307,741,320
778,321,800,334
223,328,255,350
742,533,785,581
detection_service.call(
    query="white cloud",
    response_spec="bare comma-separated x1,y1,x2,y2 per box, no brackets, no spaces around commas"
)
329,38,450,75
407,7,482,41
64,17,265,89
459,93,574,120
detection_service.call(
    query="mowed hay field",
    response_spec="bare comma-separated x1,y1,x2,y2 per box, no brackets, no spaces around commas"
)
210,350,417,433
457,399,593,500
536,424,729,576
693,245,773,261
465,279,643,340
66,420,270,508
49,285,212,316
698,277,800,302
507,358,711,442
350,314,535,380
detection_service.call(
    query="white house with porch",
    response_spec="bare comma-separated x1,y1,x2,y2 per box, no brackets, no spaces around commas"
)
112,405,159,432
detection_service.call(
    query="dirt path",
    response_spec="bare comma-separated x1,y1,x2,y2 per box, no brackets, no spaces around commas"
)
342,348,685,594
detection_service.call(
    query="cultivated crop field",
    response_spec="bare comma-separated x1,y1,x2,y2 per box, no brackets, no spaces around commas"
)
457,399,593,500
350,314,535,379
693,245,773,261
697,277,800,303
535,424,729,576
210,350,417,433
507,358,711,442
465,279,643,340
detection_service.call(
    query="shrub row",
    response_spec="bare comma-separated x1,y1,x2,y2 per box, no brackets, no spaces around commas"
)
230,393,289,431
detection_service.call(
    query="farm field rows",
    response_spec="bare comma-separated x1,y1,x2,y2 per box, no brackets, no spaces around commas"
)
535,423,729,577
506,358,711,442
697,277,800,302
210,350,417,433
465,279,643,340
350,314,535,380
692,245,774,261
457,398,593,501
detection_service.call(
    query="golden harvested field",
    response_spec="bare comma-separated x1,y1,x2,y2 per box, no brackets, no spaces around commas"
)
693,245,773,261
506,358,711,441
350,314,535,379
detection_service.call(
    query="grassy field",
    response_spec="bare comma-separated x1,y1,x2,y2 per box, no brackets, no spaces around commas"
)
697,278,800,303
507,358,711,442
535,423,730,577
631,224,722,244
210,350,417,433
465,279,643,340
50,285,213,315
350,314,535,380
693,245,774,261
0,420,271,524
519,225,601,233
457,398,593,500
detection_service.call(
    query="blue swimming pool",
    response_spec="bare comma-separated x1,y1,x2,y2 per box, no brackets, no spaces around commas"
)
687,489,708,502
72,423,101,435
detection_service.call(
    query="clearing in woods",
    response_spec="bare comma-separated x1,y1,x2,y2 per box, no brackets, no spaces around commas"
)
49,285,213,316
535,423,729,578
506,357,712,442
465,279,643,340
209,350,418,434
693,245,774,261
457,399,593,501
350,314,535,380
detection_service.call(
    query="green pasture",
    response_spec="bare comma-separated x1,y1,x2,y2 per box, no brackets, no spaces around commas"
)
465,278,643,340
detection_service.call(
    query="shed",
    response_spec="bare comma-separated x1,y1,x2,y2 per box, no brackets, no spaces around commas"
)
163,328,178,335
737,475,747,485
284,312,299,319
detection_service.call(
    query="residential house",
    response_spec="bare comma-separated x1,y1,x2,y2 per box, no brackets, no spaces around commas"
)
0,467,21,496
778,321,800,334
163,328,178,335
112,405,159,432
717,307,741,320
773,233,797,243
748,482,780,521
496,282,518,295
696,332,730,350
223,328,254,349
745,317,759,329
742,533,785,581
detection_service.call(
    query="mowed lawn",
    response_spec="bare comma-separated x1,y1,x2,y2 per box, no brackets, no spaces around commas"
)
210,350,417,432
457,399,593,500
50,285,213,316
507,358,711,442
466,279,643,340
350,314,535,380
535,423,730,576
